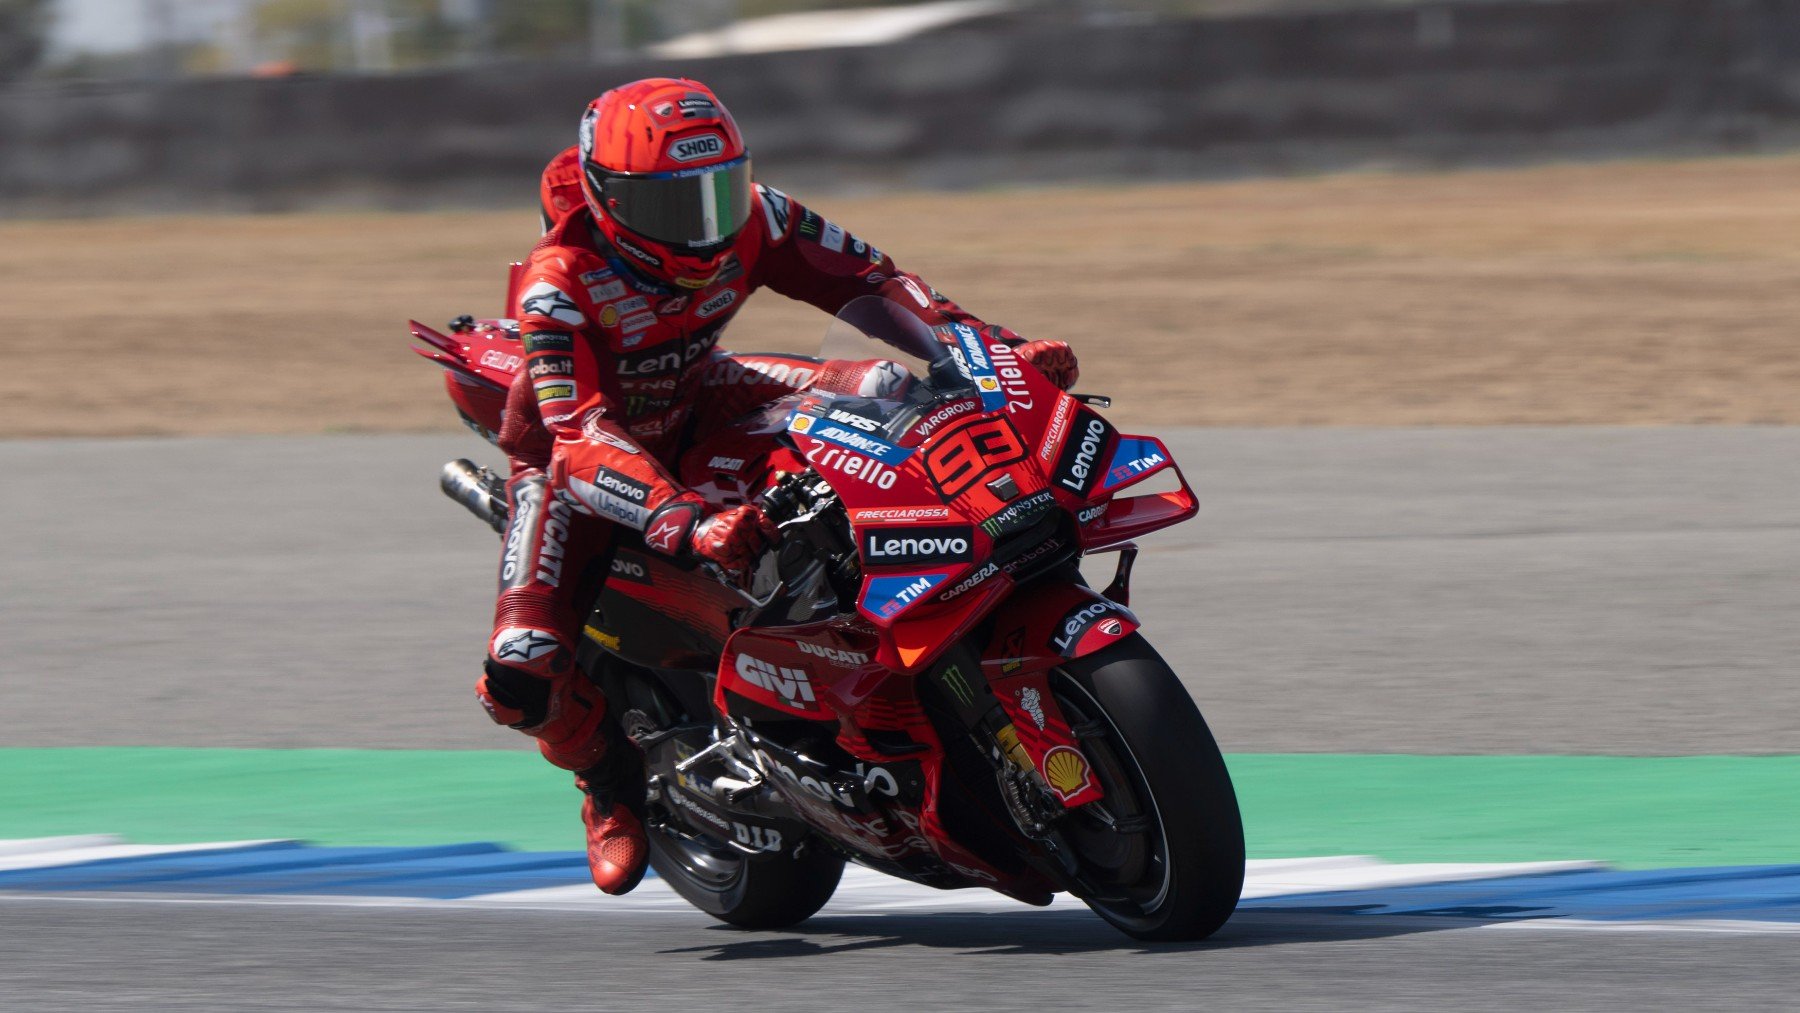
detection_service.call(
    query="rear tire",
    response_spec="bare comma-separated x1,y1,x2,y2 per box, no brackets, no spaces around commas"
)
1054,634,1244,941
646,824,844,929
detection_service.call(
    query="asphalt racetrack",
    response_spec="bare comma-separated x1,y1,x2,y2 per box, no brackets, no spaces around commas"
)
6,897,1798,1012
4,426,1796,753
3,426,1797,1008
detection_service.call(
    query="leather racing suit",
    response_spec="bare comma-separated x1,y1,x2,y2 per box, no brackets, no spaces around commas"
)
478,173,1057,786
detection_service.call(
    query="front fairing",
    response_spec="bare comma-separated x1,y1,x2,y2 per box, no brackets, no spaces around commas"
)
776,300,1079,669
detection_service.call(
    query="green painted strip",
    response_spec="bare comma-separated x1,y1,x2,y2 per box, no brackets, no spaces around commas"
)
1,749,1795,868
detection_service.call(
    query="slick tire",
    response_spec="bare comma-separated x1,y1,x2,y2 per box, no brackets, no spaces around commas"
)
1056,633,1245,941
647,832,845,930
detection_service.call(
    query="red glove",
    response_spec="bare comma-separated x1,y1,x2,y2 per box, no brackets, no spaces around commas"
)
642,493,778,580
1016,340,1079,391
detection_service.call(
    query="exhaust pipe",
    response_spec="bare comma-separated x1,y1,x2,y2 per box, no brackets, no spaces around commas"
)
440,459,508,534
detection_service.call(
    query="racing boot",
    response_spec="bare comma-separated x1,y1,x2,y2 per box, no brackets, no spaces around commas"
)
574,728,649,895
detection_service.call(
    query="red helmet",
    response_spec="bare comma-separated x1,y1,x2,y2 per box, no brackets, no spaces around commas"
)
577,78,753,288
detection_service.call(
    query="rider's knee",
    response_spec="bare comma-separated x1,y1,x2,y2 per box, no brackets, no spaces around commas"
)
477,656,554,729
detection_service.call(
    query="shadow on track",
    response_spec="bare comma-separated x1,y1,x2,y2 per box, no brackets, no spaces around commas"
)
659,907,1487,960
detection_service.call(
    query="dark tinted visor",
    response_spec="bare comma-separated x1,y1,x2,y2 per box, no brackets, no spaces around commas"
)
588,156,754,248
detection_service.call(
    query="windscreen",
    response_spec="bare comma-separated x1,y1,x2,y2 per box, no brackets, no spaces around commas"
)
816,296,979,405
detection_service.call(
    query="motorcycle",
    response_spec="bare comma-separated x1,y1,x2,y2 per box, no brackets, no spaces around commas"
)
411,291,1244,941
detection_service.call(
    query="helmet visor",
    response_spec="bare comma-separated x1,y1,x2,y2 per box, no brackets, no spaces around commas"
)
589,156,754,248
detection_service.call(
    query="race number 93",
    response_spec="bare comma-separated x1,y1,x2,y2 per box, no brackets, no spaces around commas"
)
925,418,1026,498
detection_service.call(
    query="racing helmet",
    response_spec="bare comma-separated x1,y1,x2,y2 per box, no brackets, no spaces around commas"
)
577,78,753,288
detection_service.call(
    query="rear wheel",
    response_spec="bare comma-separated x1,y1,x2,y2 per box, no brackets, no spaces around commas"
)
646,822,844,929
1050,634,1244,941
606,662,846,930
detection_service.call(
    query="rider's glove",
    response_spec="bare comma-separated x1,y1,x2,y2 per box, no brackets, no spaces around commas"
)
1016,339,1079,391
642,492,778,580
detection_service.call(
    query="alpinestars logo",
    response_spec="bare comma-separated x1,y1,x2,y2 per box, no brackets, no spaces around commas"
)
493,627,560,662
759,185,792,238
736,653,815,703
645,517,685,553
520,283,585,327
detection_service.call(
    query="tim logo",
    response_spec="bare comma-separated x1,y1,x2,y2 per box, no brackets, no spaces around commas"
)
925,418,1026,498
669,133,725,163
735,653,815,703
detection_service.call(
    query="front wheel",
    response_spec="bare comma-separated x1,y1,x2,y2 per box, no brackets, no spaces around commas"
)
1050,634,1245,941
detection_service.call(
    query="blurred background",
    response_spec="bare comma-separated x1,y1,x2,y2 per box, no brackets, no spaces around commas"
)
1,1,1797,1002
4,0,1799,437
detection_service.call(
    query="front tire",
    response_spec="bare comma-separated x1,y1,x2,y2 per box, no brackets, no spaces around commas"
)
1053,634,1244,941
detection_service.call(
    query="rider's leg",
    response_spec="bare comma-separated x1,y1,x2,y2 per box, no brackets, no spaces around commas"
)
478,467,648,895
692,352,825,434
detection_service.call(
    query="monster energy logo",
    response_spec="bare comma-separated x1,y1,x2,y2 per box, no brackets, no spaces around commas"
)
940,665,976,707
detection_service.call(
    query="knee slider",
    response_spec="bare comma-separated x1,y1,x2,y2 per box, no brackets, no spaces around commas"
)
480,659,553,729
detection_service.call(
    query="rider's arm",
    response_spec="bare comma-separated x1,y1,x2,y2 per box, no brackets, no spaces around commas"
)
514,246,765,570
747,186,1025,345
514,260,600,435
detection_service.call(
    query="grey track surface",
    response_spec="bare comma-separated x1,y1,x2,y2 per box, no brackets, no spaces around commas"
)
2,426,1796,753
1,899,1796,1012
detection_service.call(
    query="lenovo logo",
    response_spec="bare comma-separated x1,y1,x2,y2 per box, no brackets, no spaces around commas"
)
861,524,975,566
1054,414,1112,496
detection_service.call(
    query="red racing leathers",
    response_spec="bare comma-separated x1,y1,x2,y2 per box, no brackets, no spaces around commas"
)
478,176,1070,783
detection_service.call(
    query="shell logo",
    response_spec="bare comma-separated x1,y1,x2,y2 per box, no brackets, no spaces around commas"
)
600,305,620,327
1043,745,1094,800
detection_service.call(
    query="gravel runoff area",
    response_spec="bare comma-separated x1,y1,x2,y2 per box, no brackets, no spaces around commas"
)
3,155,1800,438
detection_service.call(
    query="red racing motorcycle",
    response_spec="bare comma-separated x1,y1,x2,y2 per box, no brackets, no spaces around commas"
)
412,295,1244,941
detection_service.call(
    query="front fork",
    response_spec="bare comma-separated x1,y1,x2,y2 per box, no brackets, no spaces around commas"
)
925,637,1112,891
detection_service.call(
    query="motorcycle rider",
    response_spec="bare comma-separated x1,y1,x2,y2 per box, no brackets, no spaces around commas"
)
480,77,1080,895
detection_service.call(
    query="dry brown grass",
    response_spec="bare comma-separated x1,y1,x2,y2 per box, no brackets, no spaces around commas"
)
4,154,1798,437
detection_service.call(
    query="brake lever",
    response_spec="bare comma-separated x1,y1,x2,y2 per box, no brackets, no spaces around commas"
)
700,559,784,609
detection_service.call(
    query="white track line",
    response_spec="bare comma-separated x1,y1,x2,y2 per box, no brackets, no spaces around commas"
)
0,837,292,872
0,840,1790,934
